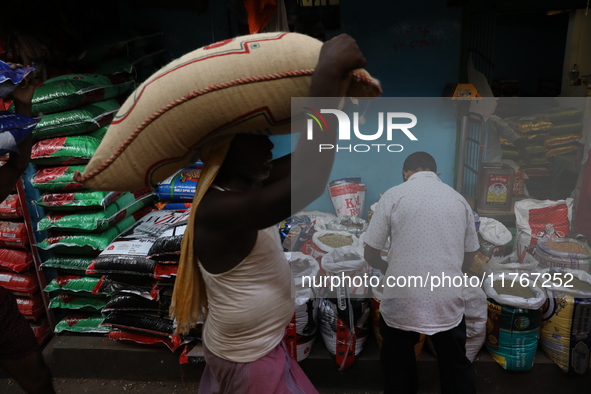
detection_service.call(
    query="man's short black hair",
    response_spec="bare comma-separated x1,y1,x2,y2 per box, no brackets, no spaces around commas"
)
403,152,437,173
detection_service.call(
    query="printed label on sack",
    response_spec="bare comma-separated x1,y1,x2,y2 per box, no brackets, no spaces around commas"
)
529,204,569,241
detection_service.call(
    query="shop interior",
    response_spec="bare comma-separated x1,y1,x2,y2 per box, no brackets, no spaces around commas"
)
1,0,590,391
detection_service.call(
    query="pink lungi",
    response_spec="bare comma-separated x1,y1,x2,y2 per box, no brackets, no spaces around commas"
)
199,340,319,394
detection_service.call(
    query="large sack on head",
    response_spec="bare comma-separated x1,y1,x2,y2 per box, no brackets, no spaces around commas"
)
75,32,381,191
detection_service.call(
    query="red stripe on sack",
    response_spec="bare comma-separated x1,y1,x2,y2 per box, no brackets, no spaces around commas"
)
351,72,382,94
112,33,289,124
76,70,314,184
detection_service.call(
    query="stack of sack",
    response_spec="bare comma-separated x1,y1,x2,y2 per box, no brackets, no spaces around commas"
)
0,62,51,344
89,209,198,352
0,188,51,345
68,28,165,84
26,72,156,334
502,108,582,171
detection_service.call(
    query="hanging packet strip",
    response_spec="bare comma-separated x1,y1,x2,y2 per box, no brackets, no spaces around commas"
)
0,60,35,98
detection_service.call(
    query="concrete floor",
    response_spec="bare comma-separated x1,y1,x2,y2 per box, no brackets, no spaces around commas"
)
0,378,384,394
2,333,590,393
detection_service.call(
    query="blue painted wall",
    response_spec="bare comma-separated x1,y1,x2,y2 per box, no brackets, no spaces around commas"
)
121,0,463,218
277,1,463,217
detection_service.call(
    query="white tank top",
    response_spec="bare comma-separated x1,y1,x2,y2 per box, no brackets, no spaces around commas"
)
199,226,295,362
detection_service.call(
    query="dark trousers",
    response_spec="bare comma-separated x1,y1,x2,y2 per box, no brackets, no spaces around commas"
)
379,315,476,394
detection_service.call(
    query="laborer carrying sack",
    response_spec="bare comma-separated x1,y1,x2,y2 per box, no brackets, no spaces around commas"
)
77,32,380,393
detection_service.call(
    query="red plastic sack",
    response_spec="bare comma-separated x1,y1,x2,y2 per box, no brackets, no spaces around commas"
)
514,198,573,259
108,329,186,352
0,248,33,272
0,220,28,248
0,194,22,219
0,271,40,296
30,318,52,346
16,294,45,320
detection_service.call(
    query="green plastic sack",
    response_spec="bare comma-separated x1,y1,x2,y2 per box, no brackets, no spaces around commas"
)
87,125,109,141
30,165,86,191
13,73,134,115
37,192,155,232
44,275,104,294
35,190,121,211
49,293,108,312
31,135,101,166
41,256,94,274
37,215,138,255
54,312,110,334
33,99,120,140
